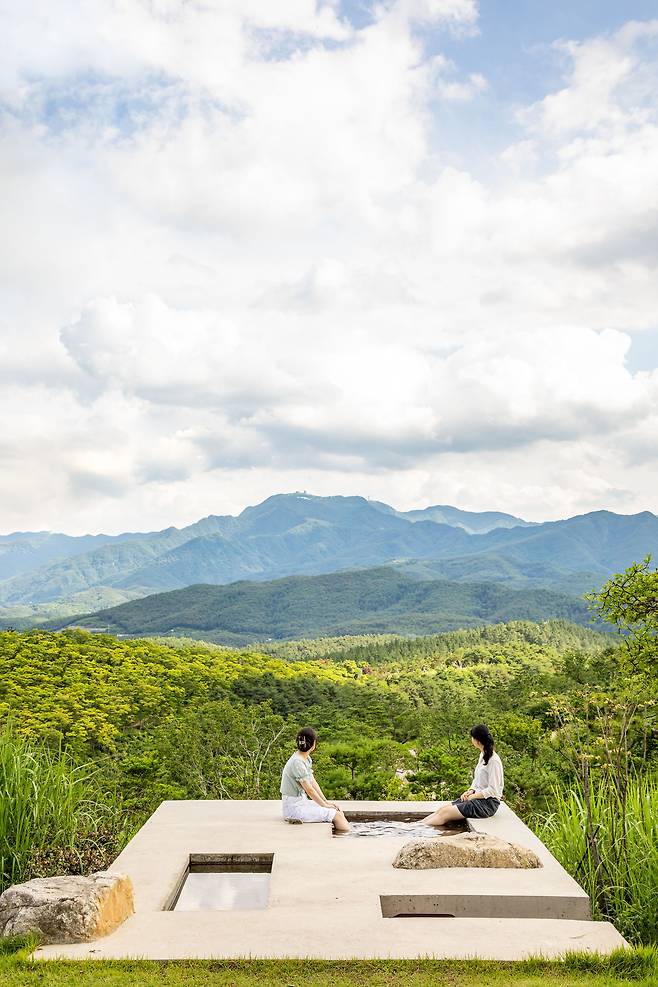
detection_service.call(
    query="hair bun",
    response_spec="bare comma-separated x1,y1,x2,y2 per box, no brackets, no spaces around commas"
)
296,727,317,752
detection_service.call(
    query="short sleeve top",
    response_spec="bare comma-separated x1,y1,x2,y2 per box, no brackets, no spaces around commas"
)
280,752,314,797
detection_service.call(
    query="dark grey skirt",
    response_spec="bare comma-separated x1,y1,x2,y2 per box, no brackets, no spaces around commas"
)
452,796,500,819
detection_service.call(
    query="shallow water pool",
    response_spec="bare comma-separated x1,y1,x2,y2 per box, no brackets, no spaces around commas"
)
169,854,273,911
337,816,466,839
173,871,270,911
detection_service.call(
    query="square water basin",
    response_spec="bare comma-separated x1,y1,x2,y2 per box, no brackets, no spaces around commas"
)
168,853,273,911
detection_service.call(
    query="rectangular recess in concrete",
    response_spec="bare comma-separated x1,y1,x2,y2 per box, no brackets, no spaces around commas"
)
167,853,273,912
380,893,591,920
341,810,467,839
341,816,466,840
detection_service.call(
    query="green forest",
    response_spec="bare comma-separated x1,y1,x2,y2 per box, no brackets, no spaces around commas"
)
0,558,656,946
61,566,592,643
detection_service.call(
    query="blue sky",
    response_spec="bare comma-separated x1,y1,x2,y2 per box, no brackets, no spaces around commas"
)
627,328,658,374
414,1,658,170
0,1,657,532
338,1,658,87
436,0,658,93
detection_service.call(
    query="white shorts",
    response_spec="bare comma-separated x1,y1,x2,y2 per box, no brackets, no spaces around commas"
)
282,795,336,824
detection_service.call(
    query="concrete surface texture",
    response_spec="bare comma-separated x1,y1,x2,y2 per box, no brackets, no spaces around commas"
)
33,800,627,961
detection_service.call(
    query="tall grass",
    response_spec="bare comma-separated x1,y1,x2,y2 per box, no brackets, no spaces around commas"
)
0,726,128,892
539,773,658,944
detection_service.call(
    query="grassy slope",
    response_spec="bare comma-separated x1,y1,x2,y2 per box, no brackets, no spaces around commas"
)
65,567,592,643
3,951,658,987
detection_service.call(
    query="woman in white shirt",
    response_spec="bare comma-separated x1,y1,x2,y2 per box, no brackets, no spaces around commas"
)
280,727,350,832
423,724,504,826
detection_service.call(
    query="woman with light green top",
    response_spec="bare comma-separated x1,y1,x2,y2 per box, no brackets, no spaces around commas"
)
280,727,350,832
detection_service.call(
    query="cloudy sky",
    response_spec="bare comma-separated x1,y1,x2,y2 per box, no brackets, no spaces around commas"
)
1,0,658,534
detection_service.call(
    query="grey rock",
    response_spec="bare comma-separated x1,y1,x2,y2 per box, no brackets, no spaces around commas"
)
0,871,134,944
393,831,542,869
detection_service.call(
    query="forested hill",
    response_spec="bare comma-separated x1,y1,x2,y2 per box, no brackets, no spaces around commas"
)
1,493,656,616
254,619,608,664
64,567,593,644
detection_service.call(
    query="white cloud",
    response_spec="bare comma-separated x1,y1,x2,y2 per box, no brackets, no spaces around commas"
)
381,0,479,32
1,3,658,532
523,20,658,137
0,2,353,105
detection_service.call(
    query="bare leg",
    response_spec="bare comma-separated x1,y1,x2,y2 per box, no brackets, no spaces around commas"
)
332,809,350,833
423,803,464,827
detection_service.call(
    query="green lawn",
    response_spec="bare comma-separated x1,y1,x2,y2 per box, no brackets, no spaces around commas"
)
2,944,658,987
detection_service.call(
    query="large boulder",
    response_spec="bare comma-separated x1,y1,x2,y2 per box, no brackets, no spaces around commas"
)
0,871,134,944
393,832,542,869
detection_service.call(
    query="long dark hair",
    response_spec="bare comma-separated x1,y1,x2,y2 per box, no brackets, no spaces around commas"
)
470,724,494,765
296,727,317,753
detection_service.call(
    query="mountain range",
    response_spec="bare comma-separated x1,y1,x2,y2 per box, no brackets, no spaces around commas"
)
0,495,535,610
0,493,656,625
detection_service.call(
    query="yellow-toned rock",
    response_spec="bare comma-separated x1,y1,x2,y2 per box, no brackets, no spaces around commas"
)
393,832,542,869
0,871,134,944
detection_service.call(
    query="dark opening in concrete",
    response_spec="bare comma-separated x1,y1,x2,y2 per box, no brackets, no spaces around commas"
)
380,893,590,919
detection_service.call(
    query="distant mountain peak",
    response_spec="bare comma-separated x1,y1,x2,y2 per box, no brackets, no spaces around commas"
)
1,494,656,621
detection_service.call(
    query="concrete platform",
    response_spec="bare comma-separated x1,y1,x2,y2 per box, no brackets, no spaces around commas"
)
33,799,627,961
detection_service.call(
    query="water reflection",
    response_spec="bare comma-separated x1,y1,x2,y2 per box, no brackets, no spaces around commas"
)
340,820,457,839
173,872,270,911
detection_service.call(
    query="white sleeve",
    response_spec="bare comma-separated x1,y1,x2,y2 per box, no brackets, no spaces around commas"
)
480,758,503,799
